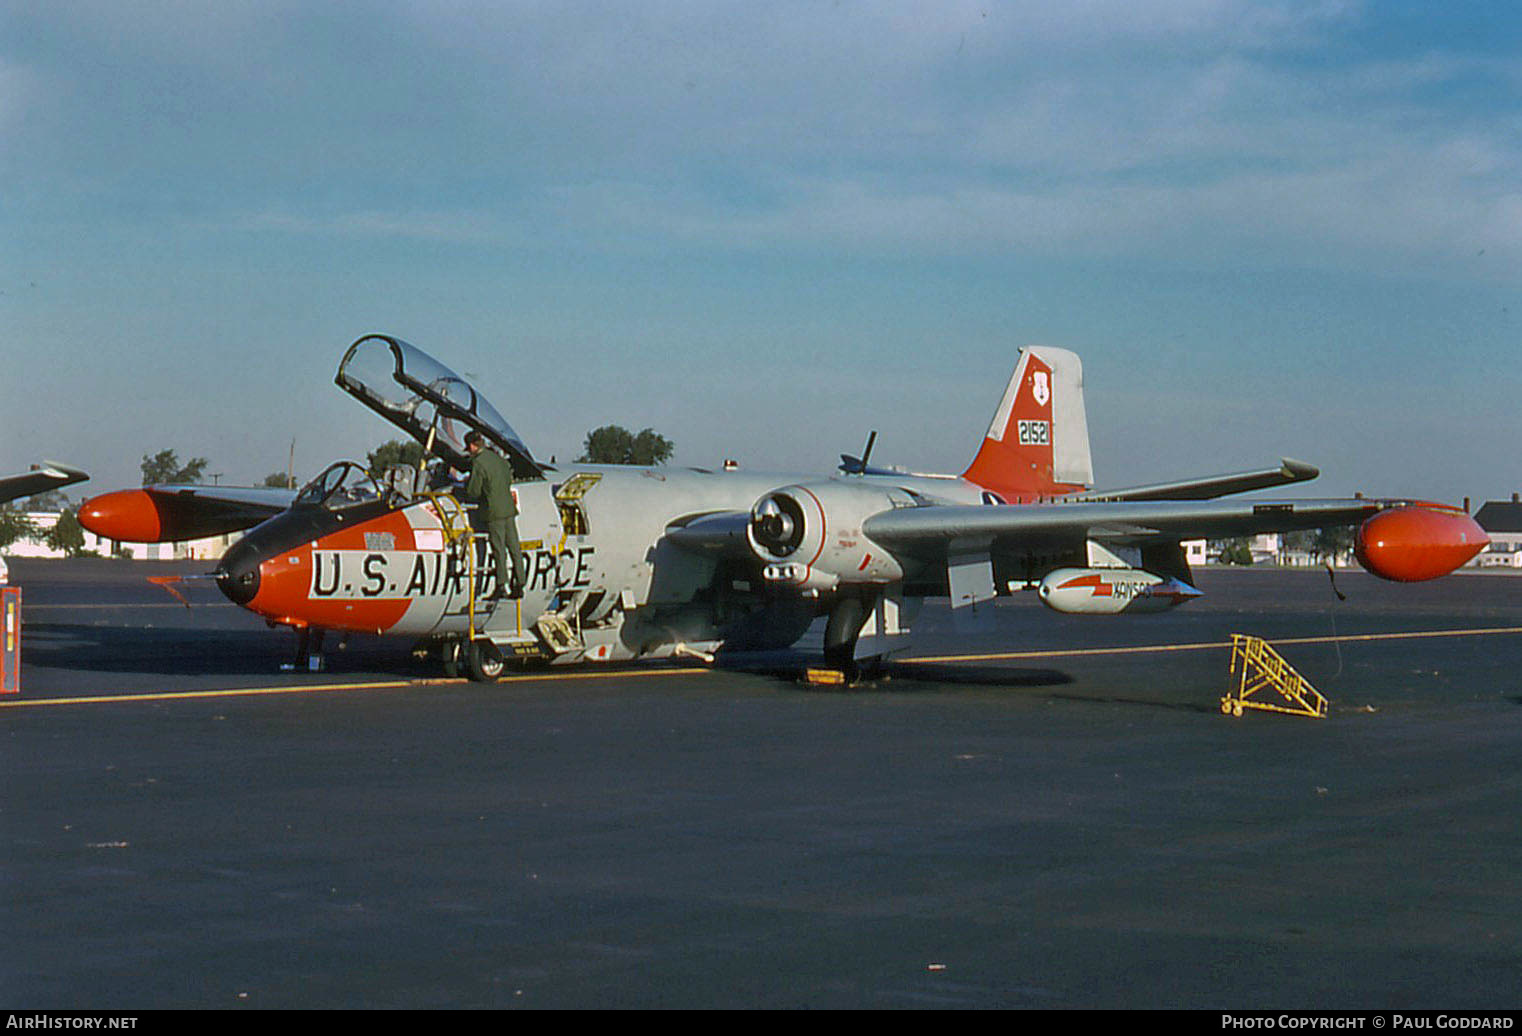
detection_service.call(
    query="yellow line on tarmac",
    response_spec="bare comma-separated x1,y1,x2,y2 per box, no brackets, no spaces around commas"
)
0,666,711,710
903,625,1522,665
24,602,234,610
9,626,1521,707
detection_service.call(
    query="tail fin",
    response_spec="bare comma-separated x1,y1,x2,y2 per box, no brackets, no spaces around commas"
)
962,346,1093,503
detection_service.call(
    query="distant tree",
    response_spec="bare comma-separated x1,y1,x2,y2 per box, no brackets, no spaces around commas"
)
1314,524,1356,562
141,449,209,486
579,426,632,464
1282,529,1318,553
262,472,296,489
0,509,36,551
1215,537,1253,565
366,439,424,479
45,508,86,557
578,425,674,465
1284,526,1356,562
630,428,675,465
21,488,71,512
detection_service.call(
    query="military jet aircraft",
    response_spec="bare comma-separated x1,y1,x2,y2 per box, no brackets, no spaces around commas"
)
78,334,1486,680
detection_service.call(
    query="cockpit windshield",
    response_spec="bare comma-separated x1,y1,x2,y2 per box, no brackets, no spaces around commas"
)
293,461,388,510
335,334,540,480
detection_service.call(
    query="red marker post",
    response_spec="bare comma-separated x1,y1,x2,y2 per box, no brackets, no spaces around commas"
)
1,586,20,696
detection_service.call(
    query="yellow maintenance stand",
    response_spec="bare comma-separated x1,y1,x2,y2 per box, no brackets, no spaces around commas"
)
1223,634,1328,719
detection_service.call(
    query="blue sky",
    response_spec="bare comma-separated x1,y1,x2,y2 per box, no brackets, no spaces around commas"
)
3,1,1518,504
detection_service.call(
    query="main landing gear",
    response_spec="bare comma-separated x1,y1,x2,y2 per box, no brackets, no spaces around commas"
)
439,639,508,682
819,589,881,683
465,639,506,682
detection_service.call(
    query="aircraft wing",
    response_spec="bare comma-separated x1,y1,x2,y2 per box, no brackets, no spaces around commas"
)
666,496,1385,564
0,462,89,506
79,484,297,543
862,497,1381,558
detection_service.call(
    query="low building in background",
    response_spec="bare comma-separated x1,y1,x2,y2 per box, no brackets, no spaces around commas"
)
1474,496,1522,569
3,511,240,562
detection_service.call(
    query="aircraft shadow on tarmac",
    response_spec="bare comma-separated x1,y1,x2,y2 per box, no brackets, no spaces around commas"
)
883,661,1214,711
880,660,1074,689
25,621,1219,711
717,651,1077,693
19,622,426,679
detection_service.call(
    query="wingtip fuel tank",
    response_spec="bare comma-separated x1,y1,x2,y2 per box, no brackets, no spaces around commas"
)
1355,505,1488,582
78,490,168,543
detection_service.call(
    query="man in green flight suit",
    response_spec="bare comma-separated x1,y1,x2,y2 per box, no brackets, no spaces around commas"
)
462,430,526,600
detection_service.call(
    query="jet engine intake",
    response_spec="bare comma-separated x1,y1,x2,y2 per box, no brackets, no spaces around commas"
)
751,494,805,557
747,483,912,591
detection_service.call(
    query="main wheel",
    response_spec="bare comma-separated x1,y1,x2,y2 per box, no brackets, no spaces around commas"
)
466,639,506,682
442,640,463,679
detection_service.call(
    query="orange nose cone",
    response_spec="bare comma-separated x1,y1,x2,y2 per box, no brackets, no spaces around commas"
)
1355,507,1488,582
78,490,165,542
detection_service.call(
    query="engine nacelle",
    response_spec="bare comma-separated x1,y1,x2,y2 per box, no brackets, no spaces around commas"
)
1038,567,1202,615
748,482,911,592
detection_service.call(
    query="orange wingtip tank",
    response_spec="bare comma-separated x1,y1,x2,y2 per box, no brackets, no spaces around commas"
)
1355,505,1488,582
78,490,167,543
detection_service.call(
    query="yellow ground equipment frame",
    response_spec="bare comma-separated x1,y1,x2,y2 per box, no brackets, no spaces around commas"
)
1224,634,1328,719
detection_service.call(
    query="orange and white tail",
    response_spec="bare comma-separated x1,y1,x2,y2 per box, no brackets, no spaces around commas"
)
962,346,1093,503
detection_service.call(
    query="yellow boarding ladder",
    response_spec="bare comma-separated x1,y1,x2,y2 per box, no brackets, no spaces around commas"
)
422,491,520,639
1224,634,1328,719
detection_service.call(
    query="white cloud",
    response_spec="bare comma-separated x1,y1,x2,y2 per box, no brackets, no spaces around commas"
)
234,208,505,245
0,58,38,136
15,3,1522,274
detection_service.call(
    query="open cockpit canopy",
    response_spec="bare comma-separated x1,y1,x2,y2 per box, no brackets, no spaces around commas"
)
335,334,541,480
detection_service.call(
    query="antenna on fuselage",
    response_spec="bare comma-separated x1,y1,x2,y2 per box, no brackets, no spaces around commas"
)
839,430,878,475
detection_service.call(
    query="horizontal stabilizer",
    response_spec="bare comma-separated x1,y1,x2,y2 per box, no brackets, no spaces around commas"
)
1067,458,1320,503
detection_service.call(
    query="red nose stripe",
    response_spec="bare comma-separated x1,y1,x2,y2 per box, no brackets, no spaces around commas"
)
250,550,411,631
78,490,165,542
1356,507,1488,582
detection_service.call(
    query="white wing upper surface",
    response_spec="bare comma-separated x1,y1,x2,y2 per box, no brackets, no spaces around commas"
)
863,497,1383,558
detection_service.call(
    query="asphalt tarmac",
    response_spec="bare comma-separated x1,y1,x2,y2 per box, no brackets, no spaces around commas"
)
4,557,1522,1009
